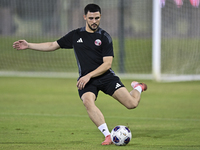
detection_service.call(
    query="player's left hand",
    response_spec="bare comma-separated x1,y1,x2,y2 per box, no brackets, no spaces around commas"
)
77,75,91,90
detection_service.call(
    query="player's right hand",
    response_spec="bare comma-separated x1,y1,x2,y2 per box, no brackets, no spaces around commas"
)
77,75,91,90
13,40,29,50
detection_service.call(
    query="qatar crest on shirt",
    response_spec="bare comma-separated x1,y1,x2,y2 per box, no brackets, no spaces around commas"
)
94,39,102,46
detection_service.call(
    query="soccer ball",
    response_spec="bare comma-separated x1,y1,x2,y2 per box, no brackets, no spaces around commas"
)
110,125,132,146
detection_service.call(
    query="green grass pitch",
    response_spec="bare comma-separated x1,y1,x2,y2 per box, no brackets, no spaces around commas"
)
0,77,200,150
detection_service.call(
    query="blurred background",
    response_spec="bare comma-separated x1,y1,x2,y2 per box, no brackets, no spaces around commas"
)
0,0,200,81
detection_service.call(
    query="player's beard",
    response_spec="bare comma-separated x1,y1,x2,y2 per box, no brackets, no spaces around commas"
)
88,23,99,31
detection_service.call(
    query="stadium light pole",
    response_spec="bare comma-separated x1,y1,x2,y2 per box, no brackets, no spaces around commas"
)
152,0,161,81
118,0,125,73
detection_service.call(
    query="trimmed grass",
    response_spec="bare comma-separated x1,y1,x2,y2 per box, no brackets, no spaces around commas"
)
0,77,200,150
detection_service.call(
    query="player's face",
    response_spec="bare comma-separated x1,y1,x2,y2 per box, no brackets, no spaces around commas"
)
84,11,101,32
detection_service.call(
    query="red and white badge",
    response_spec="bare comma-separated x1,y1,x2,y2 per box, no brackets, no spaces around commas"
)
95,39,102,46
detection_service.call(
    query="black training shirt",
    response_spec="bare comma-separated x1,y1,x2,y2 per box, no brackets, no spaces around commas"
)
57,27,114,77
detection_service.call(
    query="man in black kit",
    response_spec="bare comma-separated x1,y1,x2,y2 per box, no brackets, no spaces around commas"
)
13,4,147,145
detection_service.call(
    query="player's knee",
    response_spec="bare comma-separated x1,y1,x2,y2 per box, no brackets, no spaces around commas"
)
126,105,137,109
82,98,94,110
82,98,90,107
81,93,95,107
126,101,139,109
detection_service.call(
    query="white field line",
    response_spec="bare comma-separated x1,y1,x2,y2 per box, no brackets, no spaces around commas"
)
0,112,200,122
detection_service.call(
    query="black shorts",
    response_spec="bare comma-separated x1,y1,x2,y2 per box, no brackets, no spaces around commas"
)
78,72,124,100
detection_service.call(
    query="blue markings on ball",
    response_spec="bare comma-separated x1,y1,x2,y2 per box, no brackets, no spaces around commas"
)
125,127,131,133
113,136,120,143
114,126,120,131
124,137,130,144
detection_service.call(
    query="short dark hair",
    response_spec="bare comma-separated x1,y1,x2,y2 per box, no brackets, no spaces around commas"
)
84,4,101,15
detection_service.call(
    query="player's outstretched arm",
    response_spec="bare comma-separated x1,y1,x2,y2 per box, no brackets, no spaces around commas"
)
13,40,60,52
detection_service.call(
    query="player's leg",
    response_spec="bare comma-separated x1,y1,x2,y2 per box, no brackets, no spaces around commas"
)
81,92,105,127
112,87,140,109
112,82,147,109
81,92,112,145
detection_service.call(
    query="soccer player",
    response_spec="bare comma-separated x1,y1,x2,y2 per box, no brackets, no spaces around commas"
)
13,4,147,145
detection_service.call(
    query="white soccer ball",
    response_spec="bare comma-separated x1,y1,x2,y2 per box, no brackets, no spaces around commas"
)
110,125,132,146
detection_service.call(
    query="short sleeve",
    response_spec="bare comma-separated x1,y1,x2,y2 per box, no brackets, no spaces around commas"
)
57,30,75,49
101,31,114,57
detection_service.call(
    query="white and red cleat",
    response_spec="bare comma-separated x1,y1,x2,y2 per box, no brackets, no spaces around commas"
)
101,135,112,145
131,81,147,92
